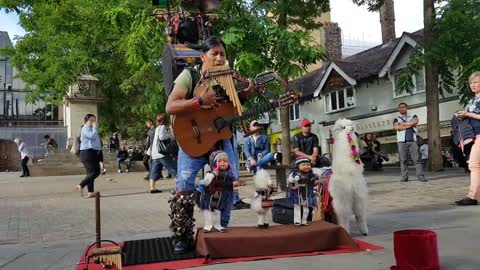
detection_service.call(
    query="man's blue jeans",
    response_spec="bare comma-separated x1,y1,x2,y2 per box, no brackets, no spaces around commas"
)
247,152,275,174
176,138,239,227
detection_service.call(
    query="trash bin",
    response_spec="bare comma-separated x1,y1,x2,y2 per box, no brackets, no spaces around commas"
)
391,229,440,270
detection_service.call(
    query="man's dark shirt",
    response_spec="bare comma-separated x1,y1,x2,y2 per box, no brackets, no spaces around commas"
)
393,115,418,142
292,132,320,156
117,150,129,160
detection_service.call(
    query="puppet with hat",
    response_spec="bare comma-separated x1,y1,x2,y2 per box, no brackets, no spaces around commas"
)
288,157,320,226
196,150,236,232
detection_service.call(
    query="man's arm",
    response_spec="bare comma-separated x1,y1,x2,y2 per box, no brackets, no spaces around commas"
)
243,138,254,160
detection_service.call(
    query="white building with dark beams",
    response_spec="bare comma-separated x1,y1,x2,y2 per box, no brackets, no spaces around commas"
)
270,29,463,163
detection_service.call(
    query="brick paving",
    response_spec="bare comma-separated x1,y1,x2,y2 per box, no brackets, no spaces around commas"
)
0,167,477,269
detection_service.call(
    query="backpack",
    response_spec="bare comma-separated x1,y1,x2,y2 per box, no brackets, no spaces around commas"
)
162,43,201,96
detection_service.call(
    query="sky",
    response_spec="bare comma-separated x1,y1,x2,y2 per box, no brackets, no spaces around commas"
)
0,0,424,45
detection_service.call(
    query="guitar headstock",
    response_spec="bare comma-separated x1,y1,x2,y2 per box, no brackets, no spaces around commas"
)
277,91,301,107
253,71,277,87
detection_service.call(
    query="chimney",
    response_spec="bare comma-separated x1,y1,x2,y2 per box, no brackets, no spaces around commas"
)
321,22,342,61
379,0,396,43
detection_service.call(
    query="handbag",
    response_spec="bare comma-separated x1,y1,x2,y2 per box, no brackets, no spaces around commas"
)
157,127,179,156
72,136,81,156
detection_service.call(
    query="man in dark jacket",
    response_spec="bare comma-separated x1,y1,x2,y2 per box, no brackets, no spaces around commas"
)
117,146,132,173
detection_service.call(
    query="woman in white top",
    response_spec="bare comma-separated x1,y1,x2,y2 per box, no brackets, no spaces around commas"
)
14,138,31,177
148,114,178,193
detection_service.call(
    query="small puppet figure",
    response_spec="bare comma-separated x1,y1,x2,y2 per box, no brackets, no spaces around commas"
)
251,169,274,229
288,157,320,226
196,150,236,232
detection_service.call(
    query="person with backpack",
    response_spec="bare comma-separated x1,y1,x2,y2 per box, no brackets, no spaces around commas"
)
149,113,177,193
75,114,102,198
165,36,254,254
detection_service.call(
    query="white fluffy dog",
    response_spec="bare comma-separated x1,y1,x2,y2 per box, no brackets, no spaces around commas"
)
329,119,369,235
251,169,274,228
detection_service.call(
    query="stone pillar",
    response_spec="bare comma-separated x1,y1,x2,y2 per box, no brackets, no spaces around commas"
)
379,0,396,43
321,22,342,61
63,75,101,149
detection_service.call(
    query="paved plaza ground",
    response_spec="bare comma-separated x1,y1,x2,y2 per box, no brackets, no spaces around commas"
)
0,167,479,270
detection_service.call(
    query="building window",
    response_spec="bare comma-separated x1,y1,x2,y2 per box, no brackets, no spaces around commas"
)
393,69,426,98
289,103,300,121
324,87,356,113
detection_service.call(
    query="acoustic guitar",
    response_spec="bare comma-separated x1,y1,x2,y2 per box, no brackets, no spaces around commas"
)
173,88,299,157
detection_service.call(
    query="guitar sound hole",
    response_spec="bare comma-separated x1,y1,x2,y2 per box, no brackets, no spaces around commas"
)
213,117,227,132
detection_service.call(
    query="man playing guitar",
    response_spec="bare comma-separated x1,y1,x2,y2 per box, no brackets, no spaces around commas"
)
166,36,254,254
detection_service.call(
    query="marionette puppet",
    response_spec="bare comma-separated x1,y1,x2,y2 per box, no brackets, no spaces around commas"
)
251,169,274,229
196,150,236,232
288,157,320,226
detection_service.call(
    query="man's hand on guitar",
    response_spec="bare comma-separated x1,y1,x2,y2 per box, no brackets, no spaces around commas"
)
242,79,254,95
199,86,219,109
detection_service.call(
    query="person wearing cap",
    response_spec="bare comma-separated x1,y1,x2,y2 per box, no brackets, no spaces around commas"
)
292,119,321,167
243,120,275,175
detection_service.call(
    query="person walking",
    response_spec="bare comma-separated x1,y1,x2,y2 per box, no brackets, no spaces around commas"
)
455,71,480,206
14,138,31,177
393,102,427,182
75,114,102,198
149,114,178,193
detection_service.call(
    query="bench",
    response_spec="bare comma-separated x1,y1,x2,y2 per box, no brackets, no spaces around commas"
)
263,165,291,193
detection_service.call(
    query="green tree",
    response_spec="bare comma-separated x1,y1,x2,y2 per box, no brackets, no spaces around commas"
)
215,0,328,165
1,0,166,140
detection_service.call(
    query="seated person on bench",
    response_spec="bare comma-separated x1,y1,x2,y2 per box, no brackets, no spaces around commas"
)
243,121,274,174
117,146,132,173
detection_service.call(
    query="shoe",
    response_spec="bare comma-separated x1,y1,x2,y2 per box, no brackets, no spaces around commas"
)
455,197,478,206
75,185,84,197
19,174,25,178
174,240,192,254
150,189,162,194
400,177,408,182
232,200,250,210
101,169,106,175
418,176,428,182
294,222,302,226
85,193,96,198
118,169,122,174
126,169,129,173
257,224,265,229
167,174,172,179
144,174,150,180
263,223,269,229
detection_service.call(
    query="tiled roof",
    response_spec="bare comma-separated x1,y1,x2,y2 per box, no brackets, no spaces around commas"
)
292,29,424,96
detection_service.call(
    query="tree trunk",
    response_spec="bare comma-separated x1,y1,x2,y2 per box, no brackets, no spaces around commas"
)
279,0,291,166
424,0,443,171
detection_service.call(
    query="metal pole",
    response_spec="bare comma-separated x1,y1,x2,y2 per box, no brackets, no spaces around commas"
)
95,192,101,248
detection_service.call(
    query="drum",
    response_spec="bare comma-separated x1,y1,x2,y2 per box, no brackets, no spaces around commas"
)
162,43,202,95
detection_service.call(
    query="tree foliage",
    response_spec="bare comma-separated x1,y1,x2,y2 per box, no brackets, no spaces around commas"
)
1,0,329,141
1,0,167,139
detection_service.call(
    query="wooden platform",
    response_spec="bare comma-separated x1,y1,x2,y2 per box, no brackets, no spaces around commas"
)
195,221,359,259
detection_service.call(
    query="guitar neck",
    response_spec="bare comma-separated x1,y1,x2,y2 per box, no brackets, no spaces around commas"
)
223,100,282,126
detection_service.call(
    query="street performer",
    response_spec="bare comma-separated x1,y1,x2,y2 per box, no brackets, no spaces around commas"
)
165,36,254,254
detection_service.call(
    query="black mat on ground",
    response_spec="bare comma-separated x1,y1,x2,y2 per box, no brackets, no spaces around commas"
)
123,237,201,266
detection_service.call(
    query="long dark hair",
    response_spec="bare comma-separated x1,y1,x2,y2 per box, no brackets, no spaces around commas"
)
201,36,226,53
84,113,96,123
